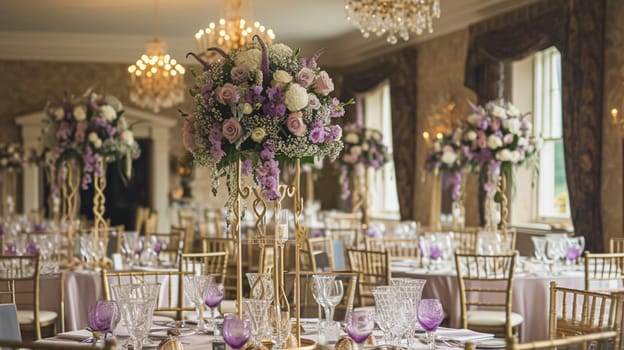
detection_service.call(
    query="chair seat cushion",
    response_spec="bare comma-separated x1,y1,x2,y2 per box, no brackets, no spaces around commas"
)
17,310,58,325
467,310,523,327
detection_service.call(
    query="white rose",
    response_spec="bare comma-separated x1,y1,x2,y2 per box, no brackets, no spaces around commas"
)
121,130,134,146
73,106,86,121
507,104,520,118
496,149,512,161
489,104,507,119
53,107,65,120
464,130,477,141
503,118,521,134
270,43,293,57
351,146,362,156
441,151,457,165
487,135,503,149
518,137,529,148
510,150,521,163
93,138,102,149
88,132,98,143
362,142,369,151
234,48,262,70
100,105,117,122
467,113,481,126
272,70,292,86
242,103,253,115
284,83,308,111
345,133,359,144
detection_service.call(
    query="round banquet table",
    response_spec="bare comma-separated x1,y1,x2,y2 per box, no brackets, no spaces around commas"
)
391,259,587,342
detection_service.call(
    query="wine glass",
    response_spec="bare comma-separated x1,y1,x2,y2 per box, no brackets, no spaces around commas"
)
346,309,375,348
205,282,225,333
417,299,444,350
325,279,344,321
373,286,398,346
87,300,120,341
311,274,334,320
183,275,214,333
546,236,565,273
223,313,252,350
269,307,291,350
110,283,160,345
117,298,150,350
242,298,270,346
565,236,585,267
531,236,547,263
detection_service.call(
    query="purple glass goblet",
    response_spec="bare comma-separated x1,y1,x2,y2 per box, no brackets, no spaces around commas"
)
346,309,375,345
3,243,16,256
429,244,442,260
565,246,581,262
223,314,252,350
25,241,39,256
205,282,224,333
88,300,120,340
417,299,444,350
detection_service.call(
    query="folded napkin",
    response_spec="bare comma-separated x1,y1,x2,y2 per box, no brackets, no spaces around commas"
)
54,329,93,341
435,328,494,343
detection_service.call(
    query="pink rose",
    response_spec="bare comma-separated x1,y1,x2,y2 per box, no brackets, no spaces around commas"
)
182,120,197,151
296,68,315,88
286,112,307,137
216,83,240,105
313,71,334,96
491,119,501,131
503,133,514,145
222,118,242,143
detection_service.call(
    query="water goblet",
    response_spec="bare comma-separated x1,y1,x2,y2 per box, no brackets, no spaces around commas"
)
246,273,274,301
117,298,150,350
183,275,214,333
110,283,160,345
346,309,375,348
242,298,270,346
564,236,585,269
205,282,225,333
87,300,120,341
531,236,547,263
417,299,444,350
269,307,291,350
223,313,252,350
373,286,398,346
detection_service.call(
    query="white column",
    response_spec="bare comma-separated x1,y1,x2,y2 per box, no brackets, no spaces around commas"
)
19,117,43,213
151,127,170,232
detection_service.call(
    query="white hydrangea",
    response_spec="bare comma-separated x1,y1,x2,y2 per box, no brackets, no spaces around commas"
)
467,113,480,126
489,104,507,119
441,151,457,165
272,70,293,86
234,48,262,70
100,105,117,122
487,135,502,149
284,83,308,111
503,118,521,134
270,43,293,58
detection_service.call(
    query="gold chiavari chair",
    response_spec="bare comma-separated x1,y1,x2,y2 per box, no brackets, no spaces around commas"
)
476,229,518,253
323,211,363,249
346,249,391,307
144,212,158,236
201,237,237,298
610,237,624,253
101,268,193,320
204,209,225,237
364,237,420,261
146,228,185,265
0,339,117,350
548,281,624,347
454,252,521,338
284,271,358,321
0,255,58,340
450,228,480,253
301,236,335,272
173,224,196,253
134,206,151,234
583,251,624,292
465,331,618,350
179,252,228,285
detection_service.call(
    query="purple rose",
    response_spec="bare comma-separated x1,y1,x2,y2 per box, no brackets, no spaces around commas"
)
222,118,242,143
216,83,240,105
296,68,316,88
286,112,307,137
25,241,39,256
313,71,334,96
308,93,321,110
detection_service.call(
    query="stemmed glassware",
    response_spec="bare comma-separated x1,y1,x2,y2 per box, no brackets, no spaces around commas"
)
373,286,408,346
205,282,225,333
183,275,214,333
346,309,375,349
531,236,547,263
110,283,160,345
269,307,291,350
391,278,427,346
246,273,274,301
117,298,150,350
242,298,270,346
311,275,334,320
417,299,445,350
545,236,566,273
223,313,252,350
564,236,585,268
87,300,120,341
324,279,344,321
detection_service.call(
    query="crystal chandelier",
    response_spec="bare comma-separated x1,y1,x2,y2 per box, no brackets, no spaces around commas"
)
194,0,275,59
127,0,185,113
345,0,441,44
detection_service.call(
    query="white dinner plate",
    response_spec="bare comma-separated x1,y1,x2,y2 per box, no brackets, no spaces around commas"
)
150,328,196,339
476,338,506,349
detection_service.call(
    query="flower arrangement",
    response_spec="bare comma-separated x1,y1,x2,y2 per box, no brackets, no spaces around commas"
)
338,124,389,197
461,100,541,197
423,129,465,200
183,37,350,202
0,143,25,171
42,90,141,189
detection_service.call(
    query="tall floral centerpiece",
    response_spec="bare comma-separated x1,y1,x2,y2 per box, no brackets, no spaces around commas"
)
424,129,465,230
0,143,25,216
43,90,140,238
338,124,389,226
184,36,349,344
461,100,541,232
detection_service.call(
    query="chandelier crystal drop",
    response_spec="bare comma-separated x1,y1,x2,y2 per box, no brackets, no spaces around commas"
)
194,0,275,60
345,0,441,44
127,38,185,113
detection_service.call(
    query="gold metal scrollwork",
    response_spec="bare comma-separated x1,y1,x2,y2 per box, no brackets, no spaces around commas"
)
92,158,108,243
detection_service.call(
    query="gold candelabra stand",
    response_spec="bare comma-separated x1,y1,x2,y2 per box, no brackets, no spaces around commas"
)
92,158,109,242
350,168,369,228
59,160,81,222
231,158,307,347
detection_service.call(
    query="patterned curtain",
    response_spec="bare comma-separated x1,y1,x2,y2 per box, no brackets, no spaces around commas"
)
464,0,606,251
340,48,419,220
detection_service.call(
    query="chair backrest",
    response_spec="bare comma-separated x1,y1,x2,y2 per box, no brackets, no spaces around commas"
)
346,249,390,307
0,339,117,350
101,268,193,320
144,212,158,236
204,209,225,237
549,281,624,349
465,331,618,350
179,252,229,285
0,304,21,342
584,251,624,292
364,237,420,261
284,272,358,321
454,252,516,338
146,229,184,266
450,228,480,253
476,229,517,253
610,237,624,253
134,206,151,234
200,237,236,298
302,237,335,271
0,255,44,339
323,211,362,249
